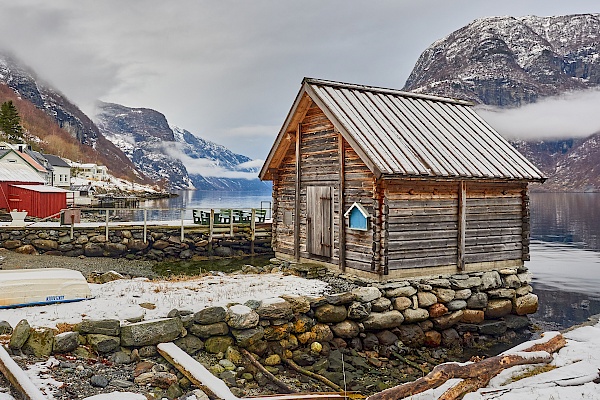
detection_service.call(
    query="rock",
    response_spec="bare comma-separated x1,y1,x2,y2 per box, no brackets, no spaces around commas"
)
138,345,158,358
231,327,265,347
504,315,530,330
424,330,442,347
110,351,132,365
226,346,243,365
87,334,120,353
454,289,472,300
139,302,156,310
417,292,438,308
31,239,58,251
402,308,429,323
441,329,461,347
326,292,355,305
450,276,481,289
487,288,516,299
352,287,381,302
84,243,104,257
315,304,347,323
297,331,317,345
311,324,334,342
152,240,170,250
174,335,204,354
371,297,391,312
204,336,235,353
466,292,488,309
424,278,451,288
96,271,125,284
292,314,315,333
481,271,503,290
432,310,464,330
166,383,184,399
194,306,227,325
127,239,149,251
331,321,360,338
214,246,233,257
105,242,127,256
264,324,291,341
264,354,281,366
226,305,259,329
376,330,398,346
478,321,508,336
428,303,448,318
502,274,521,289
90,375,109,388
15,244,37,254
362,333,379,350
516,285,533,296
80,319,122,336
120,318,183,347
461,309,485,323
485,299,513,319
392,297,412,311
386,286,417,297
2,240,21,249
446,300,467,311
22,327,54,357
363,311,404,330
280,295,311,313
256,298,294,320
348,301,371,320
0,321,12,335
219,359,236,370
189,322,229,338
134,372,178,389
432,288,455,303
513,294,539,315
397,324,425,347
53,331,79,353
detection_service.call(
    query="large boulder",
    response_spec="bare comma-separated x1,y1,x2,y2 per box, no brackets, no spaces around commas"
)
87,334,120,353
204,336,235,354
31,239,58,251
314,304,347,323
53,332,79,353
22,327,55,357
481,271,503,290
513,294,539,315
9,319,31,349
485,299,513,319
120,318,183,347
189,322,229,338
432,310,464,330
351,287,381,302
331,321,360,339
402,308,429,323
397,324,425,347
231,327,265,348
194,307,227,325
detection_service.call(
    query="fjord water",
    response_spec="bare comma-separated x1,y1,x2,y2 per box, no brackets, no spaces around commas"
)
528,192,600,330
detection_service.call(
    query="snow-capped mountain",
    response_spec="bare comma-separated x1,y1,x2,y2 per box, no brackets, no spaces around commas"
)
404,14,600,106
0,53,142,181
95,102,268,191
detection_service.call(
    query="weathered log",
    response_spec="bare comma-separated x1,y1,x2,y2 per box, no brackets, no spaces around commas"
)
240,348,298,394
367,333,566,400
282,357,344,392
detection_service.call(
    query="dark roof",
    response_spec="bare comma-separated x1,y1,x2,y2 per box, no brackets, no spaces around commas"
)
43,154,71,168
260,78,545,182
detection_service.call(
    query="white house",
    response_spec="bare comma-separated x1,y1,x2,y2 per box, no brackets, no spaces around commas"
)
43,154,72,189
71,162,109,181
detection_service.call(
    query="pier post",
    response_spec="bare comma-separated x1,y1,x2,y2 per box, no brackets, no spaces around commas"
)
143,209,148,243
180,208,185,242
209,209,214,253
105,209,109,241
251,208,256,254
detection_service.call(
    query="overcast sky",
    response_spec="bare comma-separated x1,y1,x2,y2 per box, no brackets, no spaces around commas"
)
0,1,599,160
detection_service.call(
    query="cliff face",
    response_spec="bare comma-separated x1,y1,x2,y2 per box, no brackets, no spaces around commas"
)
404,14,600,106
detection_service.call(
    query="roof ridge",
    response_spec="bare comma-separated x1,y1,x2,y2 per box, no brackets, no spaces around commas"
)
303,77,473,106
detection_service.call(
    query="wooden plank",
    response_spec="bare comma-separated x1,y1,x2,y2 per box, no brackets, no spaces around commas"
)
466,205,523,214
338,134,346,272
389,229,458,241
346,249,374,263
466,235,523,246
465,250,523,264
457,181,466,271
389,221,458,232
465,242,522,254
388,247,457,260
387,207,458,217
294,123,301,260
388,255,457,270
387,237,458,251
388,214,459,224
466,220,522,229
0,344,48,400
466,227,522,237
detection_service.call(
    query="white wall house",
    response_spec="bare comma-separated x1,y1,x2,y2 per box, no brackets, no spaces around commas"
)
43,154,72,189
72,163,109,181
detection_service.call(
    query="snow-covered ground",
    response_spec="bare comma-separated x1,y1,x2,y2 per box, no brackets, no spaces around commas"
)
0,273,329,328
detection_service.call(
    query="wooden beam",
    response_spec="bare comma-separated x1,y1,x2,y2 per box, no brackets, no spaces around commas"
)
338,133,346,272
457,181,466,271
294,123,301,261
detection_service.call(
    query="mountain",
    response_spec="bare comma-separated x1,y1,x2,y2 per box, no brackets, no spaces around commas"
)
404,14,600,106
404,14,600,191
95,102,269,191
0,53,144,182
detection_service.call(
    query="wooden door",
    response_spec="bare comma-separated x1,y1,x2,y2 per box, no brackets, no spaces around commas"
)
307,186,333,257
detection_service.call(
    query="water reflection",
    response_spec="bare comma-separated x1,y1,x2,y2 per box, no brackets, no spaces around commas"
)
528,192,600,330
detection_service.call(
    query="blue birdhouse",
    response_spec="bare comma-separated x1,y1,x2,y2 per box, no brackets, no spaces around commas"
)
344,202,370,231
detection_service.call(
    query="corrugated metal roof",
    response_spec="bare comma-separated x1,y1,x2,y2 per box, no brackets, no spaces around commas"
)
303,78,545,181
0,163,45,183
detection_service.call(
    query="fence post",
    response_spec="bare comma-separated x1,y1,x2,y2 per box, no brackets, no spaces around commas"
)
251,208,256,255
229,210,234,237
105,209,109,241
70,213,75,240
143,209,148,243
180,208,185,242
209,209,214,253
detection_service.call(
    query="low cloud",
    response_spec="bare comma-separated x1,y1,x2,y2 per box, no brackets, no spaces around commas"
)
476,89,600,141
235,159,265,170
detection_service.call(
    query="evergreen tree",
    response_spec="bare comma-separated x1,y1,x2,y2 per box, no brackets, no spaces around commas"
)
0,100,24,142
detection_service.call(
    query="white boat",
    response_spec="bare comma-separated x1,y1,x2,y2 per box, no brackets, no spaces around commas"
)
0,268,93,309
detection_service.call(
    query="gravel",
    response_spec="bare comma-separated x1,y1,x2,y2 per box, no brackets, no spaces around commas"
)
0,249,159,280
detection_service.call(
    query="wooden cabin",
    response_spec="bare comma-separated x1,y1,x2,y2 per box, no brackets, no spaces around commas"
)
259,78,545,280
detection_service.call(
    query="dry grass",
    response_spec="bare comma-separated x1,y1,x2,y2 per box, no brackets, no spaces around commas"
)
55,322,78,334
507,364,557,384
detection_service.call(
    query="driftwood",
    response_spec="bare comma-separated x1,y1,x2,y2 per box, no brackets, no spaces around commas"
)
240,348,298,394
367,333,566,400
282,357,344,392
